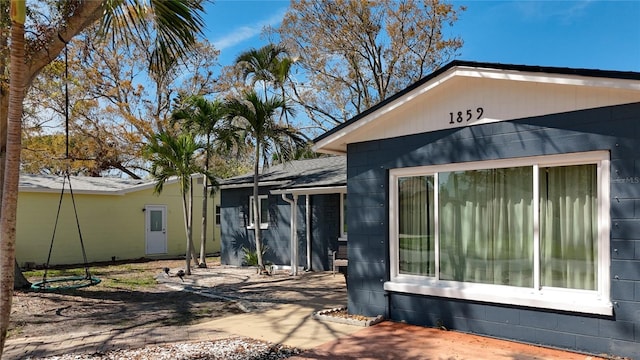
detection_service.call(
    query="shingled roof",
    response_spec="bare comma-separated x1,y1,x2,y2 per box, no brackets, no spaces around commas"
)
220,156,346,191
19,174,156,195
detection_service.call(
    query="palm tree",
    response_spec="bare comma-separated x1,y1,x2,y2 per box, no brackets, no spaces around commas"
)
224,90,305,271
0,2,205,351
235,44,304,165
146,131,212,275
171,95,227,268
235,44,290,100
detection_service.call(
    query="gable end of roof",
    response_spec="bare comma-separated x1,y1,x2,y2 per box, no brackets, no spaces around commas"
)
312,60,640,148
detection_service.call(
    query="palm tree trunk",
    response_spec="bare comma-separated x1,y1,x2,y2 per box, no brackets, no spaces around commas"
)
189,177,197,264
253,142,264,271
198,138,210,268
198,175,208,267
1,3,26,352
182,190,192,275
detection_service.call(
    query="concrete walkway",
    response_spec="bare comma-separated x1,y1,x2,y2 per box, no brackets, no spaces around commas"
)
6,303,600,360
3,302,362,359
4,270,603,360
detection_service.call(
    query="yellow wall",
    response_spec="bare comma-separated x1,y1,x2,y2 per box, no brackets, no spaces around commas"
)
16,182,221,266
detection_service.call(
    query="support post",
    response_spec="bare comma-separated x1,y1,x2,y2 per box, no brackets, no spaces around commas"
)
281,193,299,275
306,194,311,271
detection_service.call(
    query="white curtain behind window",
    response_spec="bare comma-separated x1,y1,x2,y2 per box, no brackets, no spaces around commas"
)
439,167,534,287
398,176,434,276
540,165,597,290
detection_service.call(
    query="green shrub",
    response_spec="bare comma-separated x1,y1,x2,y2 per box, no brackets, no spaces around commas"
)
242,246,268,266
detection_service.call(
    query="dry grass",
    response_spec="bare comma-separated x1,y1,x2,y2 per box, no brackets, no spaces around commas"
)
23,257,219,290
10,257,239,339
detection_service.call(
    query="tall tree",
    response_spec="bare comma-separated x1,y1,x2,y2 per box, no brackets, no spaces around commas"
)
22,25,220,178
0,0,27,352
171,95,227,268
0,0,205,353
234,44,311,165
224,90,305,271
146,131,210,276
272,0,464,130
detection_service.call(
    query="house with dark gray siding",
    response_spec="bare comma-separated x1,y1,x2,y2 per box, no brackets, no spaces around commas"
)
312,61,640,358
219,156,346,273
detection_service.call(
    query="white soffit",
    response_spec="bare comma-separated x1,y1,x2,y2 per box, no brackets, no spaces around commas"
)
313,65,640,155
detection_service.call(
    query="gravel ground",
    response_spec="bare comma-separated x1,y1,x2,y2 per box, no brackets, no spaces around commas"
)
23,338,302,360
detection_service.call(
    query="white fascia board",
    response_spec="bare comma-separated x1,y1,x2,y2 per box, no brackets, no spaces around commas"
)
313,68,457,154
121,174,205,194
19,179,165,196
455,66,640,90
100,178,170,195
118,181,159,194
311,146,347,156
270,185,346,195
19,188,127,196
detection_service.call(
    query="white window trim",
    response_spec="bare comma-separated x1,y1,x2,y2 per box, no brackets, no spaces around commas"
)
386,151,612,315
215,205,221,227
247,195,269,230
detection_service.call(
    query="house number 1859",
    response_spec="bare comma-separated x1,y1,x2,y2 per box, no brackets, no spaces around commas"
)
449,107,484,124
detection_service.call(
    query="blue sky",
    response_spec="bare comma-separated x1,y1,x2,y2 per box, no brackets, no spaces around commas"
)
203,0,640,72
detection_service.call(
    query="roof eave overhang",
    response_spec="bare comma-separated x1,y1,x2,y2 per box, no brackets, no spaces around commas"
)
312,62,640,155
270,185,346,195
18,176,166,195
19,188,128,196
219,180,289,190
312,65,458,154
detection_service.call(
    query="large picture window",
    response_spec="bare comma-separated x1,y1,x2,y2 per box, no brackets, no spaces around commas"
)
387,151,611,315
439,166,534,287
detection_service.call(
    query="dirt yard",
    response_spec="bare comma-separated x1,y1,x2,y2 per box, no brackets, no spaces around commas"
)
9,258,347,340
10,259,229,339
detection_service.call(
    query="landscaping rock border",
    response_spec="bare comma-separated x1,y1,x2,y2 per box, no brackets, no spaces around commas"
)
312,307,384,327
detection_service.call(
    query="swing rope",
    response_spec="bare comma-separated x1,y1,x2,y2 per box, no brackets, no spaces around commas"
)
32,34,99,290
40,173,93,284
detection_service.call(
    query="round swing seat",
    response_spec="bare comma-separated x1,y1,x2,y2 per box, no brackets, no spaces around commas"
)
31,275,101,291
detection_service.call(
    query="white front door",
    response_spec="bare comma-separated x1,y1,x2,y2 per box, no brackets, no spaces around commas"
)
145,205,167,254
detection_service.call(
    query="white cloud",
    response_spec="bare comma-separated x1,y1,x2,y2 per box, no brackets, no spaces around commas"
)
512,0,594,23
212,7,287,51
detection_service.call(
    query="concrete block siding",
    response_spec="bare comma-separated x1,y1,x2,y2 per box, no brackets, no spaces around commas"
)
346,103,640,358
220,187,341,271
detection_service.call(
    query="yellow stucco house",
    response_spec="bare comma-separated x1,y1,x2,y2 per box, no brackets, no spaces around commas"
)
16,174,220,267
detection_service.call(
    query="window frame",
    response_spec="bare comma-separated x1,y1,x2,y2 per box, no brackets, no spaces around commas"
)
215,205,221,227
247,195,269,229
386,151,611,315
340,192,348,238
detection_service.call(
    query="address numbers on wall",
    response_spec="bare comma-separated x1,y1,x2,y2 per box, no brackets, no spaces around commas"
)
449,107,484,124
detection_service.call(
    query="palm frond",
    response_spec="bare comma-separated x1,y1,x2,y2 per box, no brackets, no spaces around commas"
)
100,0,205,75
145,131,204,195
235,44,291,86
